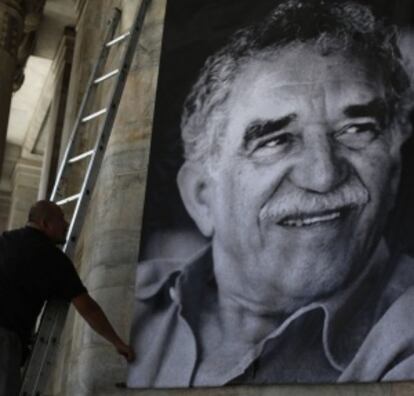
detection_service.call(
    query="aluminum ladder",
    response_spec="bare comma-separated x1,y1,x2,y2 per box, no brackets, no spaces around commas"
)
19,1,152,394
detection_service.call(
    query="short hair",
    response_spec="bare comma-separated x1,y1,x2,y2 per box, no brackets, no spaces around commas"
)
28,200,60,224
181,0,413,164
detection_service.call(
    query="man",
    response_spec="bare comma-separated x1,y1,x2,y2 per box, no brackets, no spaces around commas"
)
0,200,134,396
128,0,414,387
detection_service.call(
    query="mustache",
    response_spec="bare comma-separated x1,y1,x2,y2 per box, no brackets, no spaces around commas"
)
260,178,370,224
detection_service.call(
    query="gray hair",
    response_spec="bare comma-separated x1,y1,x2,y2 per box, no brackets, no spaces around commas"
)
181,0,413,164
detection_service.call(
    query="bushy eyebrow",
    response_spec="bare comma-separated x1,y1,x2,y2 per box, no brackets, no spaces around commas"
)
243,114,297,149
343,98,388,124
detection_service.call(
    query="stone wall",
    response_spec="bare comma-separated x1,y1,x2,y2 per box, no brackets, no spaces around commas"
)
46,0,414,395
47,0,165,394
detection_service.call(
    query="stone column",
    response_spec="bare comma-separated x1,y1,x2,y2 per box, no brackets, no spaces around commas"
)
0,0,24,176
38,27,75,199
7,158,41,229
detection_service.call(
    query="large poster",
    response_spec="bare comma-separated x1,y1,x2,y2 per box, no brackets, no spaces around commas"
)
128,0,414,388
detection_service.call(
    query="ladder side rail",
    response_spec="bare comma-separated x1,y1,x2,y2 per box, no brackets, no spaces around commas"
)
32,302,69,395
19,301,69,396
50,8,122,201
63,0,153,258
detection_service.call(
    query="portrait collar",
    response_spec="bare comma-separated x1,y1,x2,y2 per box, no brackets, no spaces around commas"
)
135,238,410,377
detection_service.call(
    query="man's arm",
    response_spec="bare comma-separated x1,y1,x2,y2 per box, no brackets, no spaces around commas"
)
72,292,135,362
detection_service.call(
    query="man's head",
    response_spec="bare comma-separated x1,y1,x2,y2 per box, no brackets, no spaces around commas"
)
177,1,413,311
27,200,69,245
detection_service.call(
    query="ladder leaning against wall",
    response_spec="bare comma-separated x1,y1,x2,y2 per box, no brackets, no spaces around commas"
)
19,1,152,395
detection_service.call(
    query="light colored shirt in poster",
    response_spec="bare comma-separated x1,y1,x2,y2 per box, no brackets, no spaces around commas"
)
128,240,414,387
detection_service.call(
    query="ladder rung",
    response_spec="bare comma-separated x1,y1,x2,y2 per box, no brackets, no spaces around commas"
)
68,150,95,164
81,108,107,123
94,69,120,84
55,194,81,206
106,31,130,47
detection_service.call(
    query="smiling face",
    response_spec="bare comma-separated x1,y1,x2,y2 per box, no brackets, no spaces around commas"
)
178,44,404,312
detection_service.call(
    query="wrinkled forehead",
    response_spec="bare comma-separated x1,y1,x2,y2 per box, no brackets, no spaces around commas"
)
222,44,389,125
196,42,401,167
232,43,386,99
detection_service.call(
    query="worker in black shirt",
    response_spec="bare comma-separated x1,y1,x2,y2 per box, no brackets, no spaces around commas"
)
0,200,134,396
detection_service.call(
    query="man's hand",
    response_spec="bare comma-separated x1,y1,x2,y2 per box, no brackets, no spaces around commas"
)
72,293,135,363
115,340,135,362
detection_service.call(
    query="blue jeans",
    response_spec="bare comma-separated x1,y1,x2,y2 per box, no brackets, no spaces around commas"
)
0,327,21,396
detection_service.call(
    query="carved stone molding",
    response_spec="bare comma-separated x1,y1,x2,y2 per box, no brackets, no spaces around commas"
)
0,0,46,90
14,0,46,89
0,0,45,177
0,1,24,58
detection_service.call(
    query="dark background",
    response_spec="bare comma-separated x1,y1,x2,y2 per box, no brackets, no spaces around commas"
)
140,0,414,259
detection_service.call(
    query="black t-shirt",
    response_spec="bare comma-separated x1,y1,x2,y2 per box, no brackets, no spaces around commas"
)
0,226,87,346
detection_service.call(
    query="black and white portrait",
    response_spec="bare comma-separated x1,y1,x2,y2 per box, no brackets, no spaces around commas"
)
128,0,414,388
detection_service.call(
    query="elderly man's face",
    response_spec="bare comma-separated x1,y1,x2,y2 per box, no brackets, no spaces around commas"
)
181,44,404,308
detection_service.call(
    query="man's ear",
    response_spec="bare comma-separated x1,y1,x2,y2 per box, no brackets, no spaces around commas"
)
177,162,214,237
